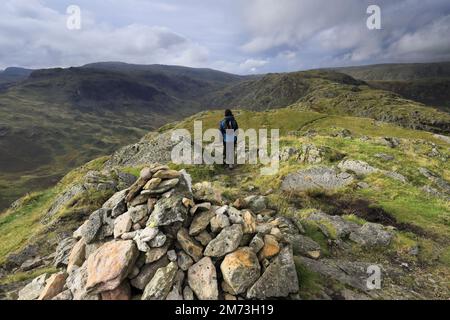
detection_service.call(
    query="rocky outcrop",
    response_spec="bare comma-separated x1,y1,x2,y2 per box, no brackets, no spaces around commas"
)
282,167,354,192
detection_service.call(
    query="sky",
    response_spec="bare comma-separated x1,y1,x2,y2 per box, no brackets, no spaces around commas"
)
1,0,450,74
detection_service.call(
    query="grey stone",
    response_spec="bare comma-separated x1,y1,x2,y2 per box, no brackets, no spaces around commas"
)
18,274,48,300
338,159,378,176
167,250,177,262
247,246,299,299
349,223,394,247
128,205,148,224
188,257,218,300
147,196,188,227
80,209,105,244
281,167,354,192
131,256,170,290
249,234,265,253
66,262,100,300
103,189,128,218
189,210,215,236
149,232,167,248
183,286,195,300
210,213,231,233
204,224,243,258
53,237,77,267
177,251,194,271
244,195,267,213
142,262,178,300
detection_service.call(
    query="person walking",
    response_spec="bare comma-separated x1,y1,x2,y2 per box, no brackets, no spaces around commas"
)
219,109,239,169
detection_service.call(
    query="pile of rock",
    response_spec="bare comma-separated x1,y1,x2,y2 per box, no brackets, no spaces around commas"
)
18,165,300,300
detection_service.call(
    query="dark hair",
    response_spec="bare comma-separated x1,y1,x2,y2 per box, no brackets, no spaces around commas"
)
225,109,233,117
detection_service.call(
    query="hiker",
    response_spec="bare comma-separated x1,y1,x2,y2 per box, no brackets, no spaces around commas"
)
219,109,239,169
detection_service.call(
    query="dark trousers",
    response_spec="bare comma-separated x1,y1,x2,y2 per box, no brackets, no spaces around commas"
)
223,140,236,164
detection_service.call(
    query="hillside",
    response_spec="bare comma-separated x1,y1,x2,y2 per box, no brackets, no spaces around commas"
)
0,107,448,300
332,62,450,113
1,63,450,212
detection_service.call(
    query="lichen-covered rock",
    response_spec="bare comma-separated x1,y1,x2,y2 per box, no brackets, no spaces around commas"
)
247,246,299,299
53,237,77,268
349,223,394,247
147,196,188,227
244,195,267,213
210,212,230,233
142,262,178,300
221,247,261,295
131,256,170,290
189,210,215,236
301,210,359,239
177,228,204,262
282,167,354,192
18,273,48,300
338,160,378,176
204,224,243,258
103,189,128,217
188,257,218,300
85,240,139,294
66,262,99,300
80,209,105,244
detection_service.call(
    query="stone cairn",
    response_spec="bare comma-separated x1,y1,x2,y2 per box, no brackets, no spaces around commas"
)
19,164,302,300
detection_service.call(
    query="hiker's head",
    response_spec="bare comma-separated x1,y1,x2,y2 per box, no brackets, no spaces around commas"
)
225,109,233,117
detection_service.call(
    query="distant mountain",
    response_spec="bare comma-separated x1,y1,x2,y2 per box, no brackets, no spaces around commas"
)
0,67,33,86
331,62,450,112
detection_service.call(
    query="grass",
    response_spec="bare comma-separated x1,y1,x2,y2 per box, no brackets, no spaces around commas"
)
0,266,58,286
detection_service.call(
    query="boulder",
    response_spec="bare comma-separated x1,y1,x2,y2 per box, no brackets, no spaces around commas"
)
103,189,128,217
338,160,378,176
349,223,394,247
146,240,172,263
67,239,86,273
177,251,194,271
86,240,139,294
210,213,230,233
259,235,280,260
247,246,299,299
188,257,218,300
204,224,243,258
301,210,359,240
221,247,261,295
192,182,223,204
142,262,178,300
80,209,105,244
281,167,354,192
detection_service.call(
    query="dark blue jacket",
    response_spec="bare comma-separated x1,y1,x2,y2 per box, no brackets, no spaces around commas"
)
219,116,239,142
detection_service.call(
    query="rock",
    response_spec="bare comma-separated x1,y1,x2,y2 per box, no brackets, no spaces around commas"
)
66,262,100,300
153,170,181,180
221,247,261,295
177,251,194,271
433,134,450,144
51,290,73,300
53,237,77,268
103,189,128,217
227,207,244,224
38,272,67,300
131,256,170,290
193,182,223,204
224,294,237,300
378,137,400,148
126,177,148,203
259,235,280,260
167,250,177,262
242,210,256,234
18,273,48,300
143,177,162,191
189,210,215,236
182,197,195,208
140,167,153,181
195,231,213,246
210,213,230,233
166,270,185,300
147,196,188,227
249,234,265,253
280,147,299,161
129,194,150,207
338,159,378,176
101,281,131,300
357,182,370,189
114,212,132,239
99,209,115,240
183,286,195,300
67,239,86,273
188,257,218,300
146,240,172,263
247,246,299,299
128,205,148,223
177,228,204,262
149,232,167,248
142,262,178,300
20,257,44,271
204,224,243,258
128,266,140,279
301,210,359,239
298,144,327,164
281,167,354,192
243,195,267,213
289,234,321,259
384,171,408,183
80,209,105,244
134,227,160,252
233,199,246,209
86,240,139,294
349,223,393,247
190,202,212,215
374,153,395,161
142,178,180,195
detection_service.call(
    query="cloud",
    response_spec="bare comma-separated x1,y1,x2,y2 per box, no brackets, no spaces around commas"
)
239,0,450,68
0,0,209,69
